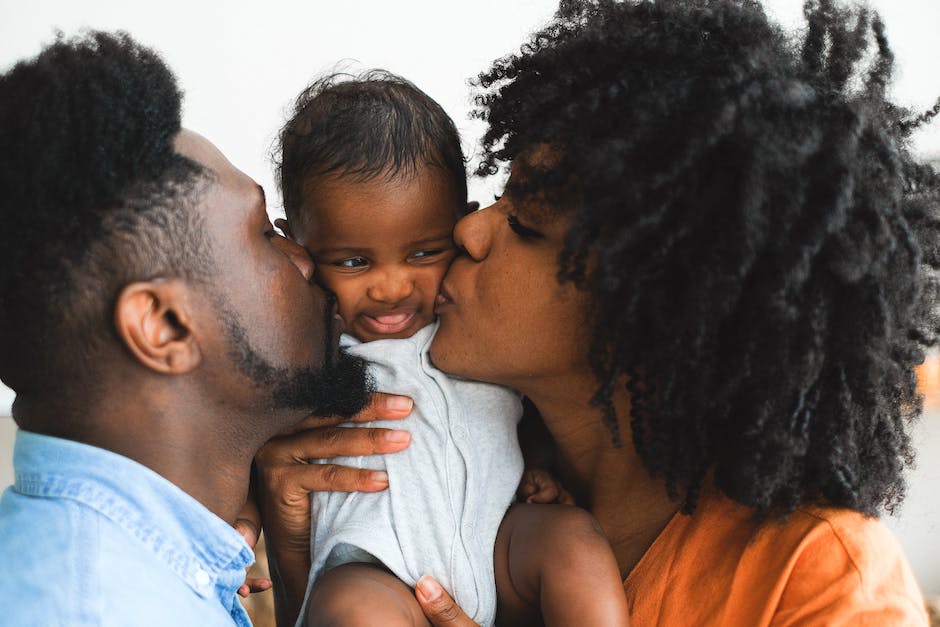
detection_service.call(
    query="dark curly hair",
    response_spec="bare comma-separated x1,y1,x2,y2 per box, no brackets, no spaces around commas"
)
474,0,940,517
0,31,210,398
275,70,468,227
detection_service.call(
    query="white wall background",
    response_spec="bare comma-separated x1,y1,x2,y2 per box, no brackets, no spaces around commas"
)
1,0,938,598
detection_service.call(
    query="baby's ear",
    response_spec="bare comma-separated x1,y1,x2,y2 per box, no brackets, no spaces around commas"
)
274,217,294,240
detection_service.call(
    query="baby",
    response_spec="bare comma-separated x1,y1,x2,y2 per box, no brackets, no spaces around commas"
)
275,71,629,627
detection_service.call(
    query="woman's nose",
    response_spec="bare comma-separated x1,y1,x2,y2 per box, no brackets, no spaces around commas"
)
367,266,415,304
453,204,494,261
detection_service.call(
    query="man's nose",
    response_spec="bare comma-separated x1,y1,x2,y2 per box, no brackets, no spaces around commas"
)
272,234,315,282
367,266,415,303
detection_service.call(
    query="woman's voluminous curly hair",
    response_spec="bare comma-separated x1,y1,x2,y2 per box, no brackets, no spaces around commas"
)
474,0,940,516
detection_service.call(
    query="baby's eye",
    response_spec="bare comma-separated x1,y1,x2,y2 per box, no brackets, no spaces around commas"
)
411,249,445,259
334,257,368,268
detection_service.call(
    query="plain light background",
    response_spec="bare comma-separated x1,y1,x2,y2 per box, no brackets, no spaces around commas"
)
1,0,938,597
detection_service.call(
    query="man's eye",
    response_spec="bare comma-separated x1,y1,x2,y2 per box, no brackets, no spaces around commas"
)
507,214,543,239
334,257,368,268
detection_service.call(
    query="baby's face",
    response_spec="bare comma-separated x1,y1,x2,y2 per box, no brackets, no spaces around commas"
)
292,167,459,343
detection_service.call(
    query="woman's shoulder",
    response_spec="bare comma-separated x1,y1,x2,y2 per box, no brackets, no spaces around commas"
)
770,505,928,623
625,490,928,625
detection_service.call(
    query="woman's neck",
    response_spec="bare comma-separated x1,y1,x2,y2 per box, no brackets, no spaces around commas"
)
524,373,679,577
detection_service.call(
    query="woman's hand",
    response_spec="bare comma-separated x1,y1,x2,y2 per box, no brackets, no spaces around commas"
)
415,576,480,626
254,392,414,625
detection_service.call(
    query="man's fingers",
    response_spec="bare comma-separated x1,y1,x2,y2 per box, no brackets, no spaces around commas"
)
278,393,413,435
347,392,414,423
415,576,478,626
307,425,413,459
304,426,412,458
259,426,411,465
279,463,391,495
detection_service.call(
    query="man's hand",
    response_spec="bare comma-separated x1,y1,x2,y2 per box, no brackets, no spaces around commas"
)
254,392,414,625
415,576,480,626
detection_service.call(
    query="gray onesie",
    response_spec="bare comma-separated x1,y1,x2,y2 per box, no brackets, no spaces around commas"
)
299,322,524,627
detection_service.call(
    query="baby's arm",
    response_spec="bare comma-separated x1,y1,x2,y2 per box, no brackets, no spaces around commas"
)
494,503,630,627
516,398,573,505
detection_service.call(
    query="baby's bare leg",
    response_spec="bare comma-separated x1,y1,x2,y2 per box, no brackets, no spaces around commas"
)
305,562,430,627
494,503,630,627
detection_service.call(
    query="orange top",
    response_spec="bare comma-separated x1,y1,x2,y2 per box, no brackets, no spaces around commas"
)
624,489,928,626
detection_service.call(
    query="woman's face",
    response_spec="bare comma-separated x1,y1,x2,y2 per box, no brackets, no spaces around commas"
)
429,185,593,393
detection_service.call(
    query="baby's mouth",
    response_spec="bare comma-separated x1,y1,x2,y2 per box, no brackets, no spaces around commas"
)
360,311,418,335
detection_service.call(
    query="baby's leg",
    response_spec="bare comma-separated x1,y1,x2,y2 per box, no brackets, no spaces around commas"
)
494,503,630,627
305,562,430,627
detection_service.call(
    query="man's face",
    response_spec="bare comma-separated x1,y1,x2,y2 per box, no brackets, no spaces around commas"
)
174,130,370,422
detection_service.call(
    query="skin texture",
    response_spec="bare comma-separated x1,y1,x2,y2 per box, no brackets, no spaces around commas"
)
429,175,593,393
289,167,459,342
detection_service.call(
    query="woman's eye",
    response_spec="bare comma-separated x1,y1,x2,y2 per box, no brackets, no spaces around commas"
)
507,214,543,239
334,257,368,268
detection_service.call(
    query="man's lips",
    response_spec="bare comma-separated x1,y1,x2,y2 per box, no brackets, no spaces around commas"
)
359,310,418,335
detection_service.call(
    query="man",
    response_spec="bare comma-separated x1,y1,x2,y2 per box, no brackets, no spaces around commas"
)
0,31,398,625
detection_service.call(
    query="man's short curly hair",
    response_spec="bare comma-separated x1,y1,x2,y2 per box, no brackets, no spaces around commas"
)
474,0,940,516
0,31,210,396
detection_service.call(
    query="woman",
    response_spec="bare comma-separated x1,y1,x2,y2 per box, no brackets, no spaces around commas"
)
256,0,939,624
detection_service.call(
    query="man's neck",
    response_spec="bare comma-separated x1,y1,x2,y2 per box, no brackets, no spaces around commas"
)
523,373,679,577
14,386,260,526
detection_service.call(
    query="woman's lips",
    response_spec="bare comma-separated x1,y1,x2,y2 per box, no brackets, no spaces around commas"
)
435,285,454,309
359,311,418,335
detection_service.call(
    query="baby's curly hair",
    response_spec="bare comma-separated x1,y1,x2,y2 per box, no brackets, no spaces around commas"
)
0,32,209,398
276,70,468,229
475,0,940,516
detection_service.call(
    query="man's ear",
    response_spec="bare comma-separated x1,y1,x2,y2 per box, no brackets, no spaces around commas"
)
114,280,202,374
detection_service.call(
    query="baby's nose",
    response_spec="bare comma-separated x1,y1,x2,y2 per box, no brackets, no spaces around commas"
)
367,267,415,303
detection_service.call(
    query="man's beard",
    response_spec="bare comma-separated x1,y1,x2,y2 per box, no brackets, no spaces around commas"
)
221,297,372,418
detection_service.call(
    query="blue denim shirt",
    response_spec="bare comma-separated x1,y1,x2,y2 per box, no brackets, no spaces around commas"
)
0,430,255,626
